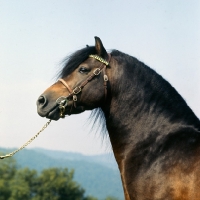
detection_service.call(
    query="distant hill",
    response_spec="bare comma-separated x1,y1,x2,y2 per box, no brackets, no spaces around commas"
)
33,147,118,170
0,147,124,200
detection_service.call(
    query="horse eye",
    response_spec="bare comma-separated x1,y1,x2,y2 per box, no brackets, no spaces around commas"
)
79,67,89,74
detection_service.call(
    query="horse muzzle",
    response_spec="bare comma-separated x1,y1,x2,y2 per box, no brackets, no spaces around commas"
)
37,95,64,120
37,94,83,120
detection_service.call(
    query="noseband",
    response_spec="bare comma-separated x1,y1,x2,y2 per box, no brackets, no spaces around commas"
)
56,54,111,118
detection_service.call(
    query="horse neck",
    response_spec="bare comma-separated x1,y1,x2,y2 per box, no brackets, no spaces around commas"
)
103,54,200,164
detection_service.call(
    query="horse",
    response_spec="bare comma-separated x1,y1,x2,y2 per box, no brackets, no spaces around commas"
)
37,37,200,200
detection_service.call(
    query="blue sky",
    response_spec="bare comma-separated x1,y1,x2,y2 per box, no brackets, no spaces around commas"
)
0,0,199,155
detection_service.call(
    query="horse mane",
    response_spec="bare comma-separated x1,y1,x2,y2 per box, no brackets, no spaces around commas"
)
111,50,200,129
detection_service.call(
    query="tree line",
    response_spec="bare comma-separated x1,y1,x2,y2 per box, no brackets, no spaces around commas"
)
0,156,118,200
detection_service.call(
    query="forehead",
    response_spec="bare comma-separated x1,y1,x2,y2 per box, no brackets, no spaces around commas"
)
58,46,96,79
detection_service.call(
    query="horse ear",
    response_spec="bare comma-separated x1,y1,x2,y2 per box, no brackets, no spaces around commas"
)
94,36,108,58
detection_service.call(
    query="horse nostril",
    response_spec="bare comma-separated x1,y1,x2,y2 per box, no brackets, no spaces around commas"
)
37,95,47,107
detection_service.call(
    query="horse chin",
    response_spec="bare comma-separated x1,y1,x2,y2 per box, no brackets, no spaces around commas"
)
47,106,84,120
42,105,86,120
46,106,61,121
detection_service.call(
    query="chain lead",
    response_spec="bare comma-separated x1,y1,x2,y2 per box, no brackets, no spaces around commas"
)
0,119,51,159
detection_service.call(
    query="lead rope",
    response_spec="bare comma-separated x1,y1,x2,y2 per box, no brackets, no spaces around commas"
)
0,119,51,159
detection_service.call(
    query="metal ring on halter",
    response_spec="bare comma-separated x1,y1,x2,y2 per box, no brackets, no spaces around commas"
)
59,106,66,118
56,96,69,118
56,96,68,105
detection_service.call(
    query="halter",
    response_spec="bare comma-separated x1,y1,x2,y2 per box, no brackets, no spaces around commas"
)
56,54,111,118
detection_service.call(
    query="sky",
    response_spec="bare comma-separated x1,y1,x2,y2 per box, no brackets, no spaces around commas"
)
0,0,200,155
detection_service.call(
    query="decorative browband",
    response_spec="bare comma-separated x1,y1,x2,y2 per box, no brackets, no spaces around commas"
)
89,55,109,66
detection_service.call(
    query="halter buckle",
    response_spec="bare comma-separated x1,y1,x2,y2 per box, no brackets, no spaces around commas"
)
73,87,82,94
93,68,101,75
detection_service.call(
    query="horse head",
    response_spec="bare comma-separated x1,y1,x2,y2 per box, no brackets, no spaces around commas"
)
37,37,111,120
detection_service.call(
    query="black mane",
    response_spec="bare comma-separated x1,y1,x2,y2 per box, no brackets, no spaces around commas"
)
111,50,200,129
